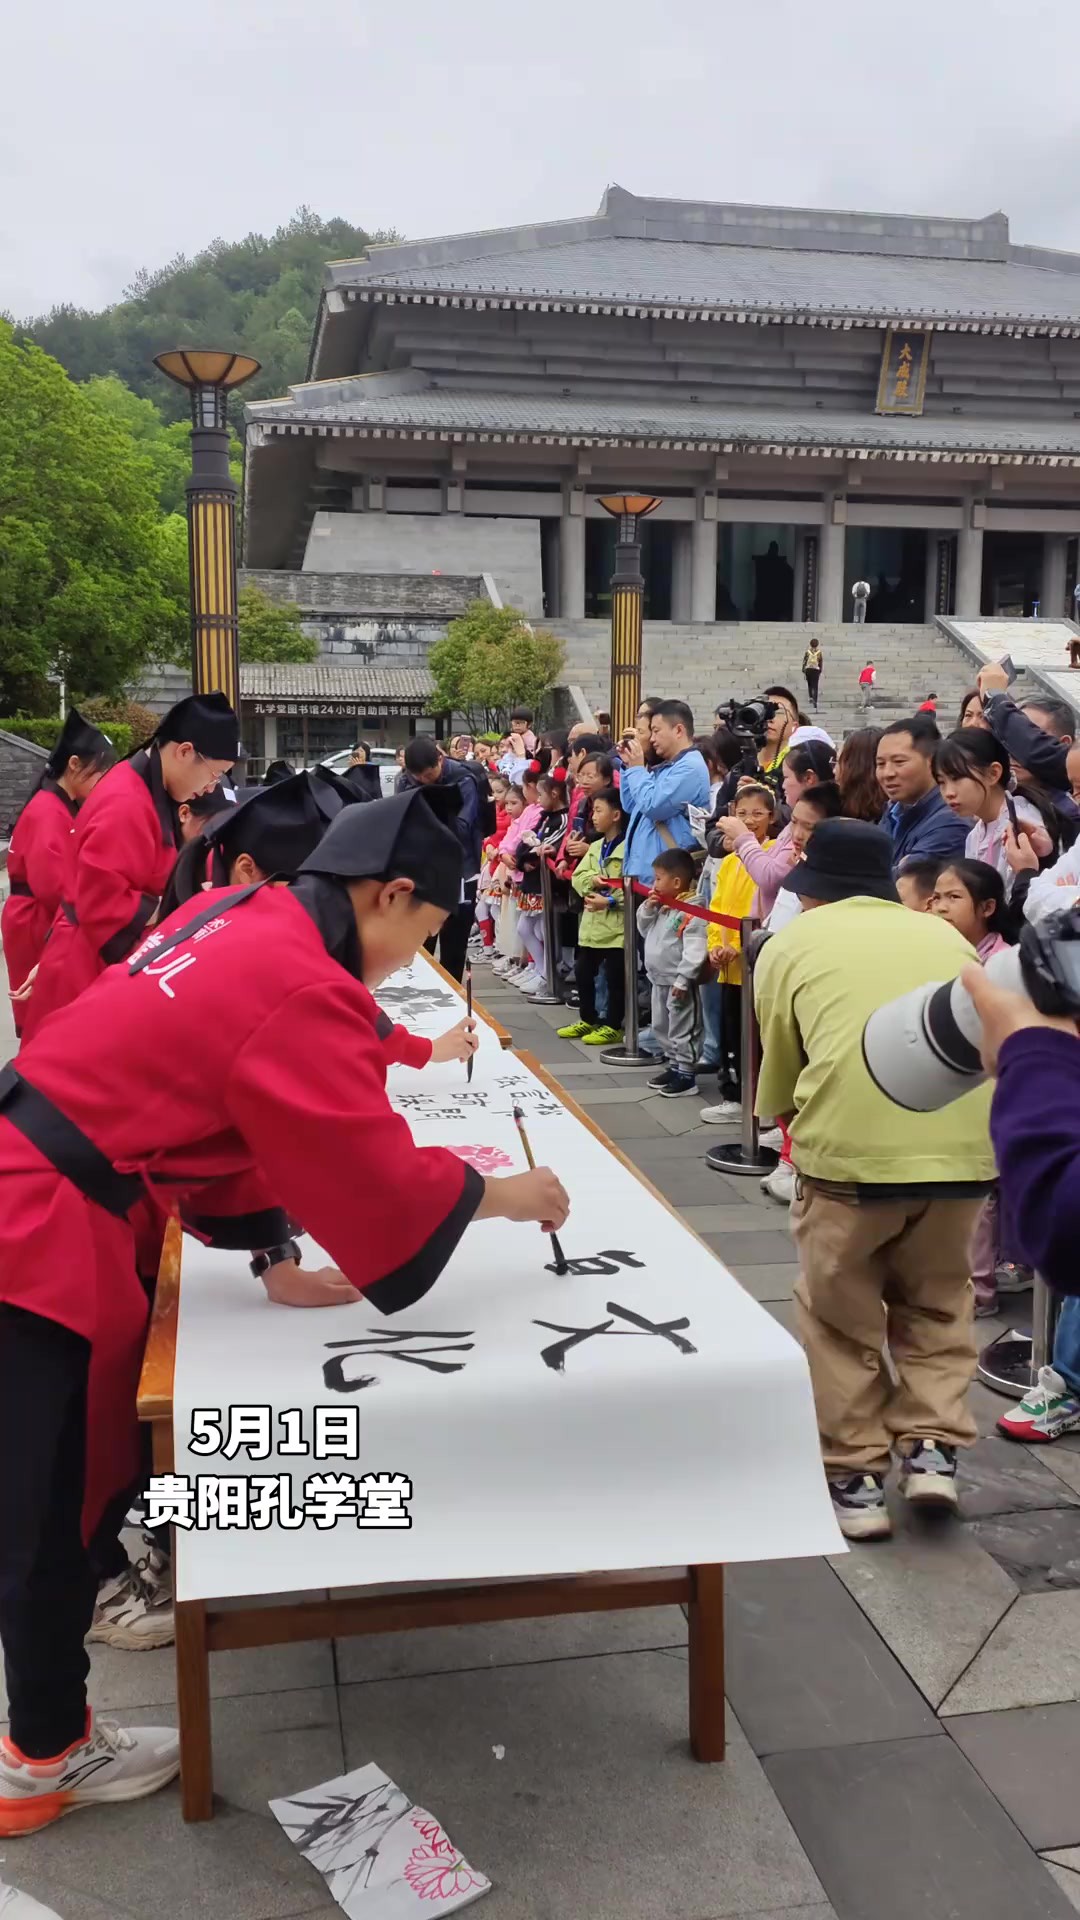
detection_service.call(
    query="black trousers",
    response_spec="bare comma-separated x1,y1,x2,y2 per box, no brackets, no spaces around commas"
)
803,669,821,709
425,881,477,983
576,946,625,1029
718,984,743,1099
0,1304,143,1755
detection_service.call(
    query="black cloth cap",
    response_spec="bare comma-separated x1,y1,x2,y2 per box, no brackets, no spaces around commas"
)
156,691,241,762
206,770,352,878
263,758,297,785
297,786,463,913
46,708,113,779
787,819,899,905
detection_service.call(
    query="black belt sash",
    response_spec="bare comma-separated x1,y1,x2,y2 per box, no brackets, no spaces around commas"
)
0,1067,142,1219
8,880,32,898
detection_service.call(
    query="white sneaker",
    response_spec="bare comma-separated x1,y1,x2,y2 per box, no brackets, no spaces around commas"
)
491,956,513,975
0,1879,63,1918
758,1126,785,1152
760,1160,796,1205
514,967,541,992
0,1716,180,1836
700,1098,742,1124
87,1552,174,1651
998,1368,1080,1443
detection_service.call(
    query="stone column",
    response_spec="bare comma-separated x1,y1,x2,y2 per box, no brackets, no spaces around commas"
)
923,532,942,622
670,522,693,622
263,713,278,763
1043,532,1069,619
955,518,985,618
817,496,846,623
690,498,718,622
559,490,586,620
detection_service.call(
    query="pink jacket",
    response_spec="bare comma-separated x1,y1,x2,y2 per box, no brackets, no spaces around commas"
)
728,821,798,918
499,802,543,883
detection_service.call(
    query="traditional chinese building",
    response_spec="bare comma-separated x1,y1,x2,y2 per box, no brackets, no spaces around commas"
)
244,187,1080,634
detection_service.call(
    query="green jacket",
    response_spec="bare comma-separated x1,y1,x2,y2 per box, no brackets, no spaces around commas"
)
571,836,625,948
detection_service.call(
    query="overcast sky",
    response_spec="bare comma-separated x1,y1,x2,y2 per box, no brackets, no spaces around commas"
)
5,0,1080,319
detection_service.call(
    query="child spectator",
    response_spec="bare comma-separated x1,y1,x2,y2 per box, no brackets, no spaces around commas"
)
637,847,709,1098
701,783,777,1122
934,729,1052,898
758,781,845,1202
558,787,628,1045
472,773,511,953
513,770,569,993
490,783,536,980
895,856,941,913
930,857,1030,1315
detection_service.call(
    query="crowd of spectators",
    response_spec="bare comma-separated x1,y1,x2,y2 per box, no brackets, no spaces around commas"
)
438,664,1080,1539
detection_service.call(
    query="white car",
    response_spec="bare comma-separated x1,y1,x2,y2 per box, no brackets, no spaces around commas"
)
316,746,399,798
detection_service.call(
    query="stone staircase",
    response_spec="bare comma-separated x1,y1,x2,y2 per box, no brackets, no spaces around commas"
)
554,621,997,739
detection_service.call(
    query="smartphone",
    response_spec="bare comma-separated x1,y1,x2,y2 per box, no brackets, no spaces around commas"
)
996,653,1019,685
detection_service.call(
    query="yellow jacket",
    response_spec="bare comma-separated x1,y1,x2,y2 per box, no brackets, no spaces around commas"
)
707,841,774,982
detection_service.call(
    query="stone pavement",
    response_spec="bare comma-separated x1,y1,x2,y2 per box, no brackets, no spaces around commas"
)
4,952,1080,1919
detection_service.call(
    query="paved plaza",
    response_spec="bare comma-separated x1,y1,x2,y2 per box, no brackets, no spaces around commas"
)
3,957,1080,1919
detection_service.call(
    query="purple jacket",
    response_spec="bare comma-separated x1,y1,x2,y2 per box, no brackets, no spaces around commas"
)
728,822,797,918
991,1028,1080,1295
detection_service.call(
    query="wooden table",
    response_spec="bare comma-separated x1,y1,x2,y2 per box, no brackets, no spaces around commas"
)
137,1051,725,1823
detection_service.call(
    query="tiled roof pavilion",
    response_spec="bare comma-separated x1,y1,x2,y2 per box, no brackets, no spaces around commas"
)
243,188,1080,604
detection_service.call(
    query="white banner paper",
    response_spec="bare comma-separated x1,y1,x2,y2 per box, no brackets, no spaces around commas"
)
170,975,842,1601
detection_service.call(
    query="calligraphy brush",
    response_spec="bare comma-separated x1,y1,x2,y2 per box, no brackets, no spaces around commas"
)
465,961,474,1084
512,1103,568,1275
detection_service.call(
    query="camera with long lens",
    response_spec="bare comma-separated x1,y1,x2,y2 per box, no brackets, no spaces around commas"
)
715,697,780,752
862,906,1080,1112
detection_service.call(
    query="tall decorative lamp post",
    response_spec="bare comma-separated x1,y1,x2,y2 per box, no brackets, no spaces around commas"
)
153,349,261,711
597,493,663,740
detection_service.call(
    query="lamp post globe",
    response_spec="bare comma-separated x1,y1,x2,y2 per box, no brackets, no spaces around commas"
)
154,350,261,712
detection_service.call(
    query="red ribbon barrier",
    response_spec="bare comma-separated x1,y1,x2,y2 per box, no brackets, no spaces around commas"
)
541,852,744,932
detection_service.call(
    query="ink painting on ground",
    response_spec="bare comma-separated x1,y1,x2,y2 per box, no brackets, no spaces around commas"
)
270,1761,490,1916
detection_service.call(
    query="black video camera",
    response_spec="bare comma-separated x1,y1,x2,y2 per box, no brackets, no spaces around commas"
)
715,697,781,752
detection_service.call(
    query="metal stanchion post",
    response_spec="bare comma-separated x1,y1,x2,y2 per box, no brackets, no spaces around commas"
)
601,878,656,1066
704,920,778,1176
530,859,561,1007
977,1274,1058,1399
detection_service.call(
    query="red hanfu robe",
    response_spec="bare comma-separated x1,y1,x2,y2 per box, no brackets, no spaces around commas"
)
22,750,179,1044
1,780,78,1035
0,883,476,1538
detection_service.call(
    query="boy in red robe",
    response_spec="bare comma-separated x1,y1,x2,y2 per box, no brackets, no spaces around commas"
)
1,711,113,1034
0,787,567,1834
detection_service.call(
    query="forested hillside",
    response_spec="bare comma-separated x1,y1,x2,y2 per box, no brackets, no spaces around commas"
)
19,207,396,419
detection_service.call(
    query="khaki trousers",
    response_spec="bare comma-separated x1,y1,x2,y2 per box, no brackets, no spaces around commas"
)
791,1181,982,1473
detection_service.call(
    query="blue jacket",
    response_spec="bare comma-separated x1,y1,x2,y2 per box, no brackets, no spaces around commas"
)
882,786,970,874
621,749,711,882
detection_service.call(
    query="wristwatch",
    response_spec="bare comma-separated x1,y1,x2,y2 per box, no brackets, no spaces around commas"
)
250,1238,302,1278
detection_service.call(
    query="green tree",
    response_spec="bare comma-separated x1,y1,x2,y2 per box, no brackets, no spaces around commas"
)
0,323,188,713
429,601,565,730
82,375,193,514
237,585,318,663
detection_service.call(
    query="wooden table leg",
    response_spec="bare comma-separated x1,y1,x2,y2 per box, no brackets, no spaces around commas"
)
175,1599,214,1821
687,1563,725,1762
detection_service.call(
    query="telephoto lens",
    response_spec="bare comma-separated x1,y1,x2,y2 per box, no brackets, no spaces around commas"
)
862,906,1080,1113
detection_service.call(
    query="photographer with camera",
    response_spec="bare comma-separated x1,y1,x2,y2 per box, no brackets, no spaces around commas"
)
960,964,1080,1444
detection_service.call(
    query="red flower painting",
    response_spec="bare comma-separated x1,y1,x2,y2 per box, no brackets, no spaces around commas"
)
444,1144,514,1176
404,1815,485,1902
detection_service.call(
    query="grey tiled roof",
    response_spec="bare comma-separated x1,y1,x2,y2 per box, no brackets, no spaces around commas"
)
255,388,1080,457
239,662,432,703
337,236,1080,326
